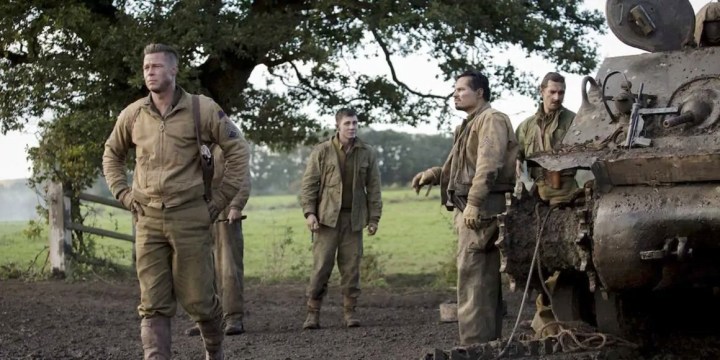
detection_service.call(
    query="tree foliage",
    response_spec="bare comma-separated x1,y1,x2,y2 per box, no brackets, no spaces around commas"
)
0,0,604,194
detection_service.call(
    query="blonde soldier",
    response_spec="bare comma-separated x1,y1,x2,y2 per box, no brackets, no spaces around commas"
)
515,72,578,205
186,145,251,337
412,71,518,346
300,108,383,329
103,43,250,360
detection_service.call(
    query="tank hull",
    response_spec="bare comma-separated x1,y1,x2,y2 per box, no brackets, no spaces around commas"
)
593,184,720,292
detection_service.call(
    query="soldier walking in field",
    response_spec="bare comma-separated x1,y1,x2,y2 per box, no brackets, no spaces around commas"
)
185,145,251,337
412,71,519,346
299,107,383,329
103,43,250,360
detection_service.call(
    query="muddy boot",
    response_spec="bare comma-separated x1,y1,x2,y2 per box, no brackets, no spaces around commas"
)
198,317,224,360
184,325,200,337
303,298,321,329
224,318,245,336
343,296,360,328
140,316,171,360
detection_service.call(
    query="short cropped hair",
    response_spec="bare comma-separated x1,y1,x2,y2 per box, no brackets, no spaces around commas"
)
540,72,565,89
335,107,358,124
456,70,490,101
143,43,179,66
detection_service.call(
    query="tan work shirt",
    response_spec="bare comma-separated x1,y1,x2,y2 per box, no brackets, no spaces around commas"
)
430,104,518,213
103,87,250,211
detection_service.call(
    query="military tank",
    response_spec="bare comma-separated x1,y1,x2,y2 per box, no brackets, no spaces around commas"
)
497,0,720,335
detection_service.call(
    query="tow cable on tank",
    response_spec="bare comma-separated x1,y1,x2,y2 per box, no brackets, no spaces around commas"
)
495,204,637,359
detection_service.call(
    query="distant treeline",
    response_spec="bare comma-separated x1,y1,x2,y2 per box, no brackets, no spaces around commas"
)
249,128,451,195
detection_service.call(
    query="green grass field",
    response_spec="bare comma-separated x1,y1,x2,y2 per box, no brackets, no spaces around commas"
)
0,188,457,283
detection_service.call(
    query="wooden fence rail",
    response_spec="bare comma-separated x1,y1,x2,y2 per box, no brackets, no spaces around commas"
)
47,182,135,277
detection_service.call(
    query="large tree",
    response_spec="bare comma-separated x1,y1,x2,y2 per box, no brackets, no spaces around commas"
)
1,0,603,191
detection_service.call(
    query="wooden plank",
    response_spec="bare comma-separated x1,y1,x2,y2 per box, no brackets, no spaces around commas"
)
78,192,125,210
603,153,720,185
66,222,135,242
47,182,72,277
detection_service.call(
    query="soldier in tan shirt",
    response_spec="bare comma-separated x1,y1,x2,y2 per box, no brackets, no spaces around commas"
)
412,71,519,346
103,43,250,360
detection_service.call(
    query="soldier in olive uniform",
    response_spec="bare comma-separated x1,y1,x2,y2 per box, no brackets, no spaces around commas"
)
185,146,251,337
412,71,519,346
300,107,383,329
103,43,250,360
515,72,577,338
515,72,578,206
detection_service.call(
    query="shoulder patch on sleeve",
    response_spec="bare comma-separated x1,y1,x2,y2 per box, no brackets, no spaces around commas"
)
225,120,240,139
218,110,227,119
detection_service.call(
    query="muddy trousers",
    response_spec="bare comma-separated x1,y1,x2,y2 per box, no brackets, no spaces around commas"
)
306,212,363,300
213,215,244,322
135,198,223,358
454,210,503,346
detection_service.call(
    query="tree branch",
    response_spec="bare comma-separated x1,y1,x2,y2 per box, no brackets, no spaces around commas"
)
288,62,340,100
2,51,29,65
370,28,451,100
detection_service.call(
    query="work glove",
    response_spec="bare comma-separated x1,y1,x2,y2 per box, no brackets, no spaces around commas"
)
367,222,379,236
411,169,438,195
463,204,481,230
207,201,221,222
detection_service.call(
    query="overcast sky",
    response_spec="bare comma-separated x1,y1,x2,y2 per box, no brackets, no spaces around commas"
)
0,0,710,181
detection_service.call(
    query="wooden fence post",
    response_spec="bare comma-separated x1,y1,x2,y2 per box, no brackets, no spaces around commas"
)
47,182,72,278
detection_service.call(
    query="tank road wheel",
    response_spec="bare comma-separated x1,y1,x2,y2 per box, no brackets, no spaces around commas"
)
594,291,629,335
550,272,595,325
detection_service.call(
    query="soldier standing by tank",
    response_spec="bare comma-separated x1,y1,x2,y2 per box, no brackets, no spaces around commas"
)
515,72,577,338
103,43,250,360
515,72,578,206
411,71,519,346
185,145,251,337
299,107,383,329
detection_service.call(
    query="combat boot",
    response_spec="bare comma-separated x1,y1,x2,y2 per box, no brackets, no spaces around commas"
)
198,316,224,360
224,318,245,335
343,296,360,328
184,325,200,337
303,298,322,329
140,316,172,360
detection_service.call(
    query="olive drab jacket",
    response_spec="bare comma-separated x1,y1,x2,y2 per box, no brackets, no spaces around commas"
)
515,105,576,179
515,105,577,202
300,136,383,232
516,105,576,164
429,104,519,215
103,87,250,212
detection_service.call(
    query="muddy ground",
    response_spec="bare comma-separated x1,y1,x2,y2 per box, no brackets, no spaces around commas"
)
1,280,719,360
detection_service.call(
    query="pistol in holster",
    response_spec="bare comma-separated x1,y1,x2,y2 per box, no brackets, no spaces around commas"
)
200,144,214,202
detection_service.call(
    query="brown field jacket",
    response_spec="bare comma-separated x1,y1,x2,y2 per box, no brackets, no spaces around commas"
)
429,104,519,215
300,136,382,231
